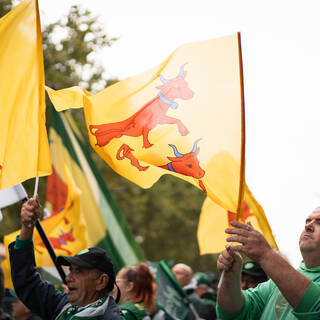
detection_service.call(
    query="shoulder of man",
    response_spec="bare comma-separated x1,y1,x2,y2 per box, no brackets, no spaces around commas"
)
0,312,12,320
104,296,125,320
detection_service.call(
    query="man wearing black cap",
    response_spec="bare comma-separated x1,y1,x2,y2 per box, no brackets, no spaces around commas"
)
241,261,268,290
8,197,124,319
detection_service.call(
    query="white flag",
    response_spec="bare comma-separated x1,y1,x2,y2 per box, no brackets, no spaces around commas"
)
0,184,28,209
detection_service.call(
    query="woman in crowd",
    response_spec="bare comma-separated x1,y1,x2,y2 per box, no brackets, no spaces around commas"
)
115,262,157,320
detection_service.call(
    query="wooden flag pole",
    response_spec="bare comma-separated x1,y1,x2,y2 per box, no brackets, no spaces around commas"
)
31,177,67,284
218,32,246,289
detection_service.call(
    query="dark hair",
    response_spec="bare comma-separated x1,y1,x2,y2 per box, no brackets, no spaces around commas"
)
122,262,156,313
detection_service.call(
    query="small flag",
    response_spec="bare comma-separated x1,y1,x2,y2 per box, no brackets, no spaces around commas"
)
197,183,278,254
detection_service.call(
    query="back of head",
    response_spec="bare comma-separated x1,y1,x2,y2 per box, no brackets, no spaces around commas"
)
172,263,193,288
193,272,211,287
123,262,156,313
242,261,267,280
172,263,193,275
241,261,268,289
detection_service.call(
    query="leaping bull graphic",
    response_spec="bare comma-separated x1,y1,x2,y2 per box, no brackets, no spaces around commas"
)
116,144,149,171
89,64,194,149
36,226,75,255
159,139,207,193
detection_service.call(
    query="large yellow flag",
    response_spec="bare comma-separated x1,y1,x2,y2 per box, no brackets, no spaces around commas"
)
197,183,278,254
2,163,88,288
46,34,245,213
0,0,51,189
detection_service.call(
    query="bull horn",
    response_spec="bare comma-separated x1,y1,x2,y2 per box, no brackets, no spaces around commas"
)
70,226,73,232
60,229,65,235
169,144,183,158
159,74,170,84
178,63,187,77
191,139,202,153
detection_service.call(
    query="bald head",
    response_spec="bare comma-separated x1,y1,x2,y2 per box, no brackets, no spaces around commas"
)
172,263,193,287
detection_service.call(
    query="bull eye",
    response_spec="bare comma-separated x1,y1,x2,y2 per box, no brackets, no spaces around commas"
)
186,164,192,168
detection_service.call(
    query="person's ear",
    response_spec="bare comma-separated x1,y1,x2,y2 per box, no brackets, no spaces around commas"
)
127,281,134,292
96,274,109,291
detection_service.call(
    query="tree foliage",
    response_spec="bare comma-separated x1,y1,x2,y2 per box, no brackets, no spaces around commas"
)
0,0,219,275
43,5,117,92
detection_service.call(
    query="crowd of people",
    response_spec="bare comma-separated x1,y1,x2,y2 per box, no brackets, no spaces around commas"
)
1,198,320,319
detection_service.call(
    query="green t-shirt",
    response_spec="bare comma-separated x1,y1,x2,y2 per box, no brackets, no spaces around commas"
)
119,301,149,320
217,262,320,320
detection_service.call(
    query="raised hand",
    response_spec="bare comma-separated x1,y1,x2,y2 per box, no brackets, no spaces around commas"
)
217,243,243,277
20,197,42,240
226,221,272,263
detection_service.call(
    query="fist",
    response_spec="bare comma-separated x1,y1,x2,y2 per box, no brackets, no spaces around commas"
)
21,197,41,228
217,244,243,276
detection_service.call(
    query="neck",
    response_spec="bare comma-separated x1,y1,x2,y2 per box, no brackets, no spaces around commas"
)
75,293,106,307
301,252,320,268
158,92,178,109
17,313,31,320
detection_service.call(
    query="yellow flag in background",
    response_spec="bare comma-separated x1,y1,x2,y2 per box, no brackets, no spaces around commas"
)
0,0,51,190
197,183,278,254
47,34,245,213
2,162,88,288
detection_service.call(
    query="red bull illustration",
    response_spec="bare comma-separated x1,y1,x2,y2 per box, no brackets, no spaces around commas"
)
89,64,194,149
36,226,75,255
159,139,207,193
46,166,68,214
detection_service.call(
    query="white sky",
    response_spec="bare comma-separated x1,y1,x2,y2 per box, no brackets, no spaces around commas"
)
38,0,320,268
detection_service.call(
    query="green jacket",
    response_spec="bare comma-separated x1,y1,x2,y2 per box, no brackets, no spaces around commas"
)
119,302,149,320
217,261,320,319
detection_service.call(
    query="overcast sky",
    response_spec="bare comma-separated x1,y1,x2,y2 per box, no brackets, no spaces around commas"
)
37,0,320,267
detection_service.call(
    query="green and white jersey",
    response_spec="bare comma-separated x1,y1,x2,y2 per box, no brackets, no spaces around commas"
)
56,297,110,320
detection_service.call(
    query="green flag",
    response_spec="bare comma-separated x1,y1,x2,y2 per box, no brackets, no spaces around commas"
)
46,109,145,271
148,260,190,320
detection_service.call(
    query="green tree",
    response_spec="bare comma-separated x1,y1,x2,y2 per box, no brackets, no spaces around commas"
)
0,0,11,16
43,5,117,92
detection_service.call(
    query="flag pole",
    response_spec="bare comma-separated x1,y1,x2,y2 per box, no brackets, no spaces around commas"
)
218,32,246,289
31,177,67,284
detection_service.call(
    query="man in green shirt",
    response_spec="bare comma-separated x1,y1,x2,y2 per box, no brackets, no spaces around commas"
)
216,207,320,319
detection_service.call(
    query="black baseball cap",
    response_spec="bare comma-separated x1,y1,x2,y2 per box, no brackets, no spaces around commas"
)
57,247,115,285
242,261,267,279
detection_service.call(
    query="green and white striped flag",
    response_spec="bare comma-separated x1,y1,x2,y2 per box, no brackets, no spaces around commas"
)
46,109,145,271
148,260,190,320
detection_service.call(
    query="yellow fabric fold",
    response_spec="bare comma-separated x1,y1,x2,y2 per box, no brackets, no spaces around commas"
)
0,0,51,189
